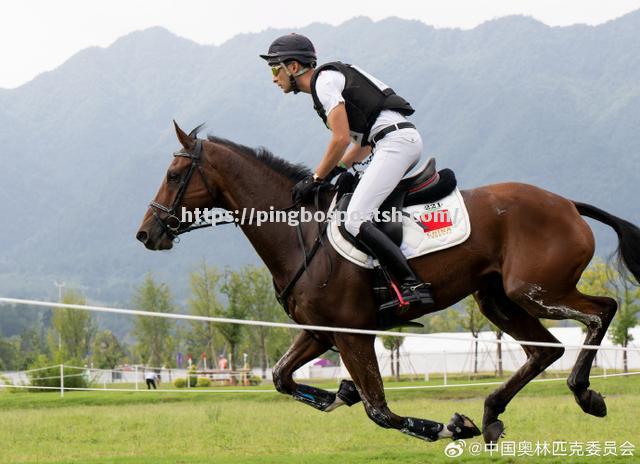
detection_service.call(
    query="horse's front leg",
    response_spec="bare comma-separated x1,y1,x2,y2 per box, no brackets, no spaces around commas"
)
273,330,361,412
334,332,480,442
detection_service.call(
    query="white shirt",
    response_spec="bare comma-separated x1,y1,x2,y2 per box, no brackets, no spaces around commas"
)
314,67,407,145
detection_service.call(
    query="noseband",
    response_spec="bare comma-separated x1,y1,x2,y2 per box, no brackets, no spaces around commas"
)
148,139,221,240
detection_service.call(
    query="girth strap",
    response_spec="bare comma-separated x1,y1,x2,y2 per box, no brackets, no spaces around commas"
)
273,188,332,317
273,221,328,316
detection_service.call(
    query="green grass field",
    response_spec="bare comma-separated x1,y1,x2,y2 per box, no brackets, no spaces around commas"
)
1,373,638,464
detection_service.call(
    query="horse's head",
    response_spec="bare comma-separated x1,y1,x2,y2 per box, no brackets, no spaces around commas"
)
136,121,221,250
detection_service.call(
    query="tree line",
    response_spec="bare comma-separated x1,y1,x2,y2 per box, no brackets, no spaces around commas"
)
0,263,294,378
0,259,637,376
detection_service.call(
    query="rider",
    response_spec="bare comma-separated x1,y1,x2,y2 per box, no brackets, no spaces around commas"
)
260,33,433,311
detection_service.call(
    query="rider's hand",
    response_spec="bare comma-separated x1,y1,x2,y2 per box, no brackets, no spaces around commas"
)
292,175,324,203
325,165,347,183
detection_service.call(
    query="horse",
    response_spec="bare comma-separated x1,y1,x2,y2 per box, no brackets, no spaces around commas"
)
136,122,640,443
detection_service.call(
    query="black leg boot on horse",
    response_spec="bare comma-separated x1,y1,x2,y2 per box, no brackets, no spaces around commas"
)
357,221,434,312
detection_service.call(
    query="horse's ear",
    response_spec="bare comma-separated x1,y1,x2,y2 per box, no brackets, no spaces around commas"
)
173,120,195,150
188,123,205,138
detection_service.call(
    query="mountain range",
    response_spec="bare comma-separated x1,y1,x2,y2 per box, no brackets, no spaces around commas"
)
0,12,639,310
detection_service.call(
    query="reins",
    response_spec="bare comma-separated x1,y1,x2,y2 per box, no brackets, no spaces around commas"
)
148,137,335,317
272,186,335,315
273,188,339,354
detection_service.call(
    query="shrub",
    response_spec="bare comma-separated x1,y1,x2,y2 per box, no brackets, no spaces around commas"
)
174,377,186,388
26,356,92,392
196,377,211,388
187,366,197,387
249,375,262,386
0,374,20,393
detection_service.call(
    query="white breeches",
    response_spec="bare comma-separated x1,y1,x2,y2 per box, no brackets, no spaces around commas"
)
344,128,423,236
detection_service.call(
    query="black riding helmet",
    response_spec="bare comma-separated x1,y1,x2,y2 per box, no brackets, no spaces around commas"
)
260,33,317,66
260,33,317,93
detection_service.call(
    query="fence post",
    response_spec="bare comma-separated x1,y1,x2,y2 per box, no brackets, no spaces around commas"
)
60,364,64,398
135,366,139,390
443,351,447,386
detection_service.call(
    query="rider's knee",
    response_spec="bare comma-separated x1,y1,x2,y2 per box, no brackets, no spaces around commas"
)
344,217,362,237
345,200,372,237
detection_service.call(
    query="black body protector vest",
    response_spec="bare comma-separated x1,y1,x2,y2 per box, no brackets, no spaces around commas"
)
310,62,415,146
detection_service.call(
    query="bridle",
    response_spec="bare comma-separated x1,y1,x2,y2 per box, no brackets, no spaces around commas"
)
148,138,224,240
146,129,336,348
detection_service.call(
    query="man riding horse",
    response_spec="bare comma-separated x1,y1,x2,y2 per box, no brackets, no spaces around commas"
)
260,33,434,313
137,32,640,445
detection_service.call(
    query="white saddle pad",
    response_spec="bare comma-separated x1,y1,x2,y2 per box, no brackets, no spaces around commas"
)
327,188,471,269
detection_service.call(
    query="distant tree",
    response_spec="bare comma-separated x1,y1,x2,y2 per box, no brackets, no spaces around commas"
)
49,290,96,362
461,296,488,374
92,330,125,369
132,274,176,367
607,275,640,373
17,328,50,369
233,266,288,378
485,323,504,377
381,331,404,381
218,270,249,370
578,259,640,372
187,261,223,369
427,309,461,333
261,327,297,373
0,336,19,370
578,259,614,305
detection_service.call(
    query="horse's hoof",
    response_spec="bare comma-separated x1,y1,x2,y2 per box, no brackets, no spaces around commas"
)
447,412,481,439
575,389,607,417
483,420,505,444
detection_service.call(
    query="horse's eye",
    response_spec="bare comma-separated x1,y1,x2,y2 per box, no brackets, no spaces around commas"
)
167,172,180,183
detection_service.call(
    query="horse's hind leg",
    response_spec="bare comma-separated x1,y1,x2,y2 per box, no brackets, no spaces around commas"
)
563,292,617,417
474,286,565,443
513,286,617,417
333,332,480,442
273,330,361,412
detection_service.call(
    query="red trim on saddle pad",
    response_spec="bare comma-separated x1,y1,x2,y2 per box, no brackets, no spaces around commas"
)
408,173,439,193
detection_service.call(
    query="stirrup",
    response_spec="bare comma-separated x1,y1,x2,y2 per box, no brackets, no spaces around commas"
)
379,281,434,312
408,282,430,292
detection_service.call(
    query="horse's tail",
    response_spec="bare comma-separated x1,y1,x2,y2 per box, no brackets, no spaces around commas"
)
574,201,640,284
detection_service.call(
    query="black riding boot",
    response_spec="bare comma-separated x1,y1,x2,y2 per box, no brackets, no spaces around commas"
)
356,221,434,311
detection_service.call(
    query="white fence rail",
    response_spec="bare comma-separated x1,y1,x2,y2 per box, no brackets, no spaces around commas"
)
1,297,638,397
2,363,639,397
2,297,639,352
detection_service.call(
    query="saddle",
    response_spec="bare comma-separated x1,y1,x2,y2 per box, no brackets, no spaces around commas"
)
336,158,458,251
330,159,459,330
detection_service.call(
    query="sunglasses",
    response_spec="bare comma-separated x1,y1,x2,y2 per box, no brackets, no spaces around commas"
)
271,64,284,76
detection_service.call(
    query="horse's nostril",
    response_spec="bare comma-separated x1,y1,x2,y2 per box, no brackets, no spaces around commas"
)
136,231,148,243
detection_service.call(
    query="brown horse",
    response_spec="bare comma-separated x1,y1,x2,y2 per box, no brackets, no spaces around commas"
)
137,122,640,444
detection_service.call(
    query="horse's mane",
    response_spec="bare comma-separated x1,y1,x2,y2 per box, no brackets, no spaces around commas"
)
207,135,311,183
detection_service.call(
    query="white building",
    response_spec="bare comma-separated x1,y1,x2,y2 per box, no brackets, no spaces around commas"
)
296,326,640,379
